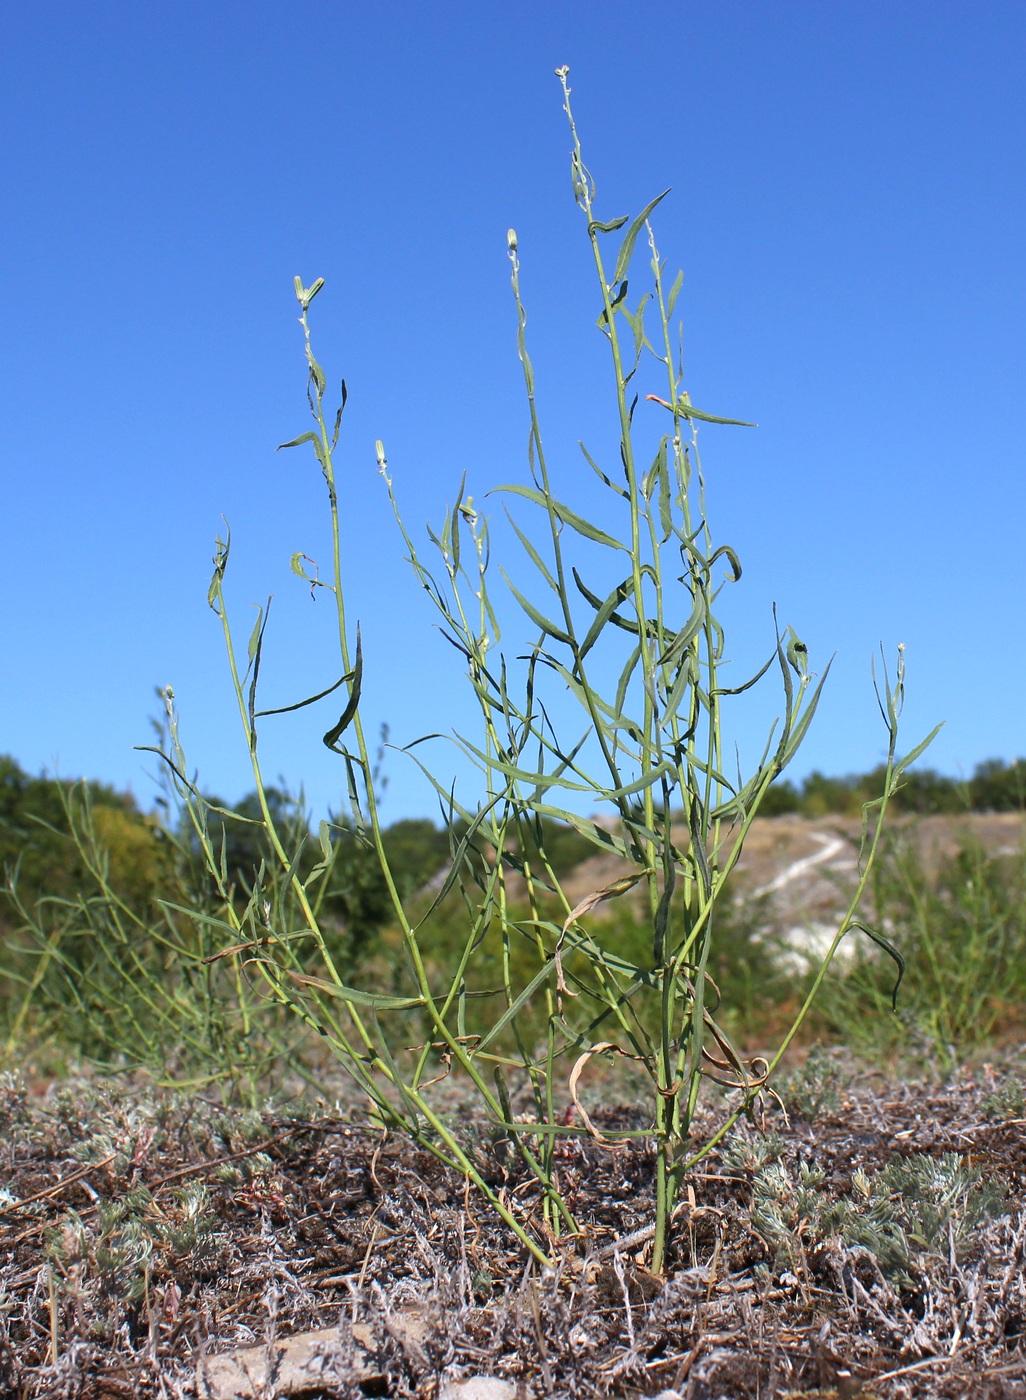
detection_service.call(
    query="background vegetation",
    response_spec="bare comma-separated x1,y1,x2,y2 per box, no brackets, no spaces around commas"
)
5,751,1023,916
3,750,1024,1087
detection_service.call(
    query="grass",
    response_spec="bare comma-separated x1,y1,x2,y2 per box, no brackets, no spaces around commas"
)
815,822,1026,1070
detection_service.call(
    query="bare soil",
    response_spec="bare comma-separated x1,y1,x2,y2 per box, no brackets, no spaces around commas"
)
1,1055,1025,1400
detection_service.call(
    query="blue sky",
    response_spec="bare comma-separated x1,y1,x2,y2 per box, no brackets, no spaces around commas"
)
2,1,1024,823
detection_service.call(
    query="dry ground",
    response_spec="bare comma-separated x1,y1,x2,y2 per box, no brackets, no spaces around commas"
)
1,1053,1025,1400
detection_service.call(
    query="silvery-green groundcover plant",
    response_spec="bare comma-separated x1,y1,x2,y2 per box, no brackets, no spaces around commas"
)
147,69,936,1272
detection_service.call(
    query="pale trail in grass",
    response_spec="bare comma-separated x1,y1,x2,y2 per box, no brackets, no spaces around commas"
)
752,830,859,970
752,831,849,898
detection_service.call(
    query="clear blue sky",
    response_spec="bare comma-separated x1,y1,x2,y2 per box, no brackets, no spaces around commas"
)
3,1,1024,822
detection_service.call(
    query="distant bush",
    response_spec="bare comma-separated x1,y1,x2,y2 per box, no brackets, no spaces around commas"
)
0,755,170,915
758,756,1026,819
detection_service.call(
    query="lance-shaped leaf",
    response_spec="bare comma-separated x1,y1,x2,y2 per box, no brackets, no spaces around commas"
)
707,544,743,582
503,507,560,593
323,629,363,751
277,429,329,476
284,970,427,1011
579,440,629,498
656,437,674,539
889,723,944,787
588,214,629,234
207,528,230,610
846,921,906,1011
573,568,638,636
245,600,273,743
646,393,756,428
493,484,626,550
255,668,353,719
475,958,560,1052
560,922,661,986
528,804,631,860
657,590,706,669
573,567,674,646
712,650,776,698
501,572,574,646
612,190,671,285
578,574,638,659
615,641,643,720
620,290,653,362
661,651,697,730
413,802,503,927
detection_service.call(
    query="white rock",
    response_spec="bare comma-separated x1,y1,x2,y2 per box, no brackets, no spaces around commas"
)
438,1379,524,1400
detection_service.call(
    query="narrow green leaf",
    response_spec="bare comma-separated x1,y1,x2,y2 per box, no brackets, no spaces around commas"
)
606,759,677,801
287,970,425,1011
776,660,833,768
412,803,502,925
323,630,363,751
656,438,673,540
493,485,626,551
531,652,631,736
276,430,319,452
450,472,467,575
578,575,636,659
503,508,559,593
657,591,706,668
661,652,696,728
620,291,652,361
588,215,629,234
667,268,684,317
246,605,264,666
307,351,327,398
708,544,742,582
615,642,643,719
579,441,629,498
158,902,253,936
847,921,906,1011
711,650,776,697
891,723,944,780
501,573,574,646
646,393,756,428
255,668,352,719
246,599,271,737
529,805,631,860
572,568,638,635
587,214,627,233
453,734,586,792
553,499,625,550
475,959,558,1051
613,190,671,285
207,531,230,609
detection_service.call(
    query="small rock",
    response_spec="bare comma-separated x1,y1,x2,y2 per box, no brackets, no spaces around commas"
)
196,1322,380,1399
438,1380,524,1400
